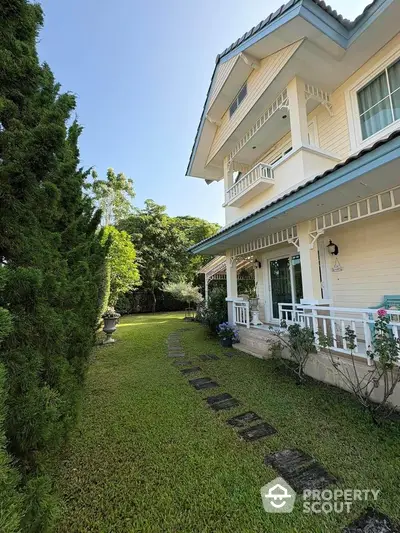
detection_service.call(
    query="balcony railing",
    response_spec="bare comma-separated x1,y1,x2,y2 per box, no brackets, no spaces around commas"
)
278,303,400,360
233,299,250,328
225,163,274,207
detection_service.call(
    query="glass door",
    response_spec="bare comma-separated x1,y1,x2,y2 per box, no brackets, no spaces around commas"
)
269,255,303,320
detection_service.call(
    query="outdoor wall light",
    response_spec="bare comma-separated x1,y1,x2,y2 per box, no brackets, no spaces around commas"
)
327,240,339,255
254,259,262,269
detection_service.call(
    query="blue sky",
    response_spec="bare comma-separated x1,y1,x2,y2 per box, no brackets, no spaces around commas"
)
38,0,370,226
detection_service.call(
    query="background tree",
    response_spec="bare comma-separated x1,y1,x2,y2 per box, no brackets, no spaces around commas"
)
119,200,188,312
101,227,140,308
88,168,135,226
164,281,203,310
173,216,220,282
0,1,106,530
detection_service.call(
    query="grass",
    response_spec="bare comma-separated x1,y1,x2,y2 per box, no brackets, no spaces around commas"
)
54,312,400,532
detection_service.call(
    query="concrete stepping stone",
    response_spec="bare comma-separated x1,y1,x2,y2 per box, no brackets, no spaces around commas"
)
205,393,233,405
264,449,336,493
343,509,400,532
223,351,236,358
180,367,202,375
199,354,219,361
227,411,262,428
238,422,277,441
167,353,186,358
172,360,193,366
188,377,219,390
210,398,240,411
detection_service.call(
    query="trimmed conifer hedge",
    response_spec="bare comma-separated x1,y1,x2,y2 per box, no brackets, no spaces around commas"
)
0,1,106,530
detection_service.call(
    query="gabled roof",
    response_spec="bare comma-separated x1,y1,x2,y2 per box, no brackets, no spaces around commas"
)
186,0,385,179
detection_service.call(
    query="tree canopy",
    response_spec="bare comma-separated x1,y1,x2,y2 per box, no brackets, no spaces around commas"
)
88,168,135,226
101,226,140,307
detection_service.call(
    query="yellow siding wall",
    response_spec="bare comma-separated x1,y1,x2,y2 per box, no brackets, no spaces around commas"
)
208,55,239,109
307,91,350,159
208,40,303,163
326,211,400,308
307,33,400,160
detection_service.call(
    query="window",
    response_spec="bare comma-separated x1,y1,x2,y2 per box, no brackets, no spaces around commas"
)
357,57,400,140
229,83,247,118
270,146,292,166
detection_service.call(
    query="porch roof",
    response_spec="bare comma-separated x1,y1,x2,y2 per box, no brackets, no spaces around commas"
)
190,129,400,255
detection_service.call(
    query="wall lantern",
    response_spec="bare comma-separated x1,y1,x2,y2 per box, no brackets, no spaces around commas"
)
327,240,339,255
254,259,262,269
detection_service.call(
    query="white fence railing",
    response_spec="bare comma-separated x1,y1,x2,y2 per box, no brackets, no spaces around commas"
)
225,163,274,204
278,303,400,358
233,299,250,328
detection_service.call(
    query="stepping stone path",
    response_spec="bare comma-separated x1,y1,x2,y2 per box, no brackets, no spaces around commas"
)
343,509,400,533
172,360,193,367
264,449,336,493
180,367,202,375
198,354,219,361
210,398,240,411
227,411,262,428
238,422,277,442
205,393,233,405
189,377,219,390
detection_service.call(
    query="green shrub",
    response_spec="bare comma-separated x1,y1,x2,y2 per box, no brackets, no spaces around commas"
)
199,286,228,334
0,1,106,529
0,365,23,533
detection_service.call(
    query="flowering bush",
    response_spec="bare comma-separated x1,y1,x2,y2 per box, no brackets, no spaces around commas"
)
102,307,121,319
217,322,239,342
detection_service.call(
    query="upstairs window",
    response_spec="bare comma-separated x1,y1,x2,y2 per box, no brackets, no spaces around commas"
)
357,57,400,140
229,83,247,118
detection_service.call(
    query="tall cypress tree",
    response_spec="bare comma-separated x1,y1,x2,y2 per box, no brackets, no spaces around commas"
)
0,1,106,530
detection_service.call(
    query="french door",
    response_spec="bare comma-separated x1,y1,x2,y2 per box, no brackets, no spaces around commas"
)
269,255,303,320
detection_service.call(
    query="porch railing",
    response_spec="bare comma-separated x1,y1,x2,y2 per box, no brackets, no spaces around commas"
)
278,303,400,359
233,299,250,328
225,163,274,205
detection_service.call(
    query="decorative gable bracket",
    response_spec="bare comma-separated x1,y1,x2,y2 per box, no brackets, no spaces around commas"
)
239,52,260,70
305,84,333,116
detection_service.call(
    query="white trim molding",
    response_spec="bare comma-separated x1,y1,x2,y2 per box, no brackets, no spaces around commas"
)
305,84,333,116
345,43,400,153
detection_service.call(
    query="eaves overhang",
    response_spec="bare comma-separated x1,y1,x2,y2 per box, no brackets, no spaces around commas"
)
186,0,395,181
189,130,400,255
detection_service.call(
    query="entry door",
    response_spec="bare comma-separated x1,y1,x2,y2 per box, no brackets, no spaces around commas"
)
269,255,303,320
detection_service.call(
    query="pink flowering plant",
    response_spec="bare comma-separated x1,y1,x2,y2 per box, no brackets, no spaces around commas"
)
217,322,239,342
319,308,400,423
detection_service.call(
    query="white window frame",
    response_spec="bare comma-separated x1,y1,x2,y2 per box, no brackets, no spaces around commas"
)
346,44,400,153
229,82,247,118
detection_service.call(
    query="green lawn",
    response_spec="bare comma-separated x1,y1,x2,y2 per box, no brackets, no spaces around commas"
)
55,312,400,532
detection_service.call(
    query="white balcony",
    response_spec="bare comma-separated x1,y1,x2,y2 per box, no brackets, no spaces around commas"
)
224,163,274,207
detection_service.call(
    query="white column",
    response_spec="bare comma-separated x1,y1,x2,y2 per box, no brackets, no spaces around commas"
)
223,156,233,203
226,249,238,323
297,221,322,302
286,77,309,150
205,275,209,304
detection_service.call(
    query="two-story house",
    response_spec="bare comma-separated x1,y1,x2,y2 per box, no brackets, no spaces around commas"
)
187,0,400,373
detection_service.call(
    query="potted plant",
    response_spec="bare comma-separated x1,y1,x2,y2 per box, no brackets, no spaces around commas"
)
217,322,239,347
102,307,121,344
